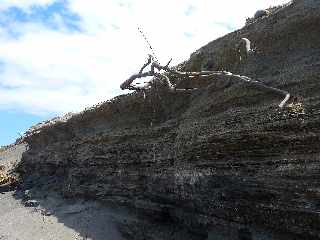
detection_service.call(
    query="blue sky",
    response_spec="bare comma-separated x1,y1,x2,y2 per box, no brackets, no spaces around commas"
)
0,1,81,34
0,110,55,146
0,0,290,146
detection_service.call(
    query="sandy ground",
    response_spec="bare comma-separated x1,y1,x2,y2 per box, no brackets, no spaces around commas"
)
0,145,128,240
0,190,129,240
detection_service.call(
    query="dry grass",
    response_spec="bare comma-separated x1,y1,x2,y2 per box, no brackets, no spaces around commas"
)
0,167,8,185
0,165,18,186
287,97,305,115
287,102,305,114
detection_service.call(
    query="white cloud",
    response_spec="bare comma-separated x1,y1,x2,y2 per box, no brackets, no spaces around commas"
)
0,0,290,115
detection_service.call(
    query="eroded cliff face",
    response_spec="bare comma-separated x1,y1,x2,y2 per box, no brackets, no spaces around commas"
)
17,1,320,239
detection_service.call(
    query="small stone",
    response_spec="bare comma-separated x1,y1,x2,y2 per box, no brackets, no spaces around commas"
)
23,190,32,200
41,209,53,216
24,200,40,207
254,9,270,19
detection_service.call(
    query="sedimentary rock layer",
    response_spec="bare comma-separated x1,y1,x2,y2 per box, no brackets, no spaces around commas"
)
17,1,320,239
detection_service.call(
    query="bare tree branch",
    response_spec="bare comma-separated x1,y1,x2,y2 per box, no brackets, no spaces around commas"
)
120,56,290,108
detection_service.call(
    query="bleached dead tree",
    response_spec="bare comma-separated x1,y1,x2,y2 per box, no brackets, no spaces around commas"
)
236,38,255,61
120,54,290,108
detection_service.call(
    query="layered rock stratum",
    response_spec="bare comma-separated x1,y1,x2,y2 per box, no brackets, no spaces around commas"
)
9,0,320,239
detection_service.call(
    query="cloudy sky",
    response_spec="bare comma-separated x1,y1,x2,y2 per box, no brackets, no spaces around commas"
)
0,0,289,145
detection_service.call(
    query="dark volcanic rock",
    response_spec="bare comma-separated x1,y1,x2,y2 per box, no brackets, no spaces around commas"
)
16,1,320,239
24,200,40,207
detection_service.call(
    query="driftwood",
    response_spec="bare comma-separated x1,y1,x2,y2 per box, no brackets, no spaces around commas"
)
120,55,290,108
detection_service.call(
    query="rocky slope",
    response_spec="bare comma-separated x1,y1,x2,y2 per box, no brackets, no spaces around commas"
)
15,0,320,239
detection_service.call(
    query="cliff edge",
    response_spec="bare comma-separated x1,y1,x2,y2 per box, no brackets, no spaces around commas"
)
13,1,320,239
